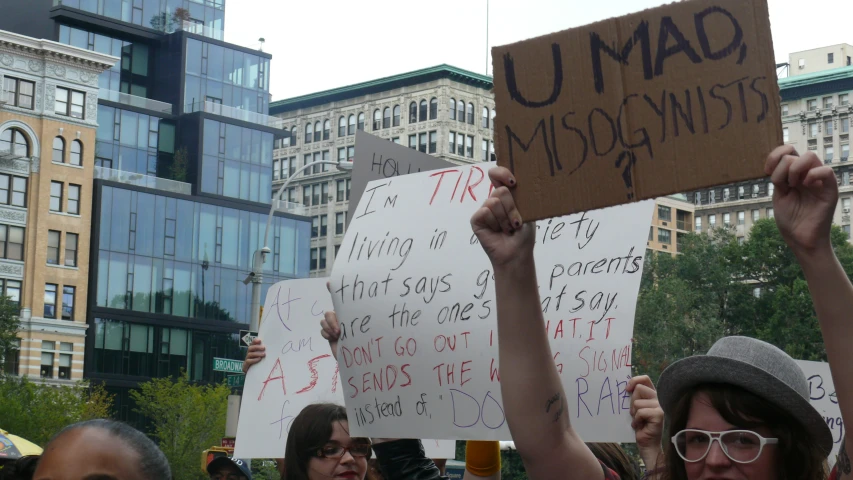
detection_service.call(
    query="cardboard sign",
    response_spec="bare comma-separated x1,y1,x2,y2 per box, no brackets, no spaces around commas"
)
330,162,654,440
491,0,780,221
797,360,844,466
233,278,457,459
348,131,455,222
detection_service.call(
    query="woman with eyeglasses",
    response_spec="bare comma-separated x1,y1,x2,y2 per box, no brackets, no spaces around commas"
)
469,146,849,480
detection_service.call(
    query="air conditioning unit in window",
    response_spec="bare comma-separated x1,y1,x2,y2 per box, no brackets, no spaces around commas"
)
751,194,758,198
845,208,851,213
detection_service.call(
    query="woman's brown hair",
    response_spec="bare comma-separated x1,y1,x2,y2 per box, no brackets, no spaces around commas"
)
587,443,641,480
661,383,828,480
283,403,375,480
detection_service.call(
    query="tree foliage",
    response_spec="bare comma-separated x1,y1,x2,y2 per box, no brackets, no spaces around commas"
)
0,295,20,364
168,146,190,183
0,376,113,446
130,373,231,480
634,219,853,382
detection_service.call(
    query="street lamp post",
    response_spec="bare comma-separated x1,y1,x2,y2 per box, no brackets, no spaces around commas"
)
246,160,353,333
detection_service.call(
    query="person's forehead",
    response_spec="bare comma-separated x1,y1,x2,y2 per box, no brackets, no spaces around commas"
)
34,428,145,480
328,421,353,442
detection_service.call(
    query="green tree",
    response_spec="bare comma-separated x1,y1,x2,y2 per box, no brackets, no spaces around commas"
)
0,294,20,369
169,147,189,183
250,460,281,480
130,373,231,480
0,376,113,446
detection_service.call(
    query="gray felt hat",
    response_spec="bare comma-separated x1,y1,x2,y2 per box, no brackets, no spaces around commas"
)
657,336,832,455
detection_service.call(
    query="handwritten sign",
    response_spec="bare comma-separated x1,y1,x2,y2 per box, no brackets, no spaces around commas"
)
491,0,780,221
797,360,844,465
233,278,457,458
330,162,653,440
348,131,454,222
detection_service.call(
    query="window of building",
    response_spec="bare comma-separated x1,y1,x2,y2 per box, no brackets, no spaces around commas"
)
466,135,474,158
311,248,318,271
709,215,716,228
845,225,852,239
723,188,730,201
273,159,279,180
766,208,774,218
338,116,346,137
62,287,75,321
457,100,465,122
694,192,702,205
336,212,345,235
0,225,24,261
305,123,313,144
2,338,20,375
457,134,464,157
50,182,63,212
58,342,73,379
392,137,400,144
53,137,65,163
843,198,851,211
371,109,380,130
44,284,58,319
709,190,716,203
781,104,789,116
844,171,851,186
47,230,60,265
319,247,327,270
648,226,653,241
783,127,789,142
449,99,456,121
409,102,418,123
752,209,760,222
337,180,346,202
842,117,850,133
737,186,744,200
768,183,774,196
824,96,834,109
408,134,416,150
428,131,437,154
41,341,55,378
0,279,21,306
56,87,85,118
449,132,456,155
658,205,672,222
482,107,490,128
0,174,27,207
829,52,835,64
807,99,817,111
429,98,438,120
466,103,474,125
350,114,358,135
695,217,702,232
65,233,78,267
658,228,671,244
393,105,401,127
320,215,328,237
842,94,850,106
482,140,489,161
357,113,364,131
2,77,35,109
70,140,82,166
418,100,428,122
0,128,30,158
737,211,745,225
843,144,850,162
313,121,321,142
809,122,818,138
311,216,319,238
723,213,731,227
322,120,330,140
827,146,835,162
383,107,391,129
825,119,834,135
418,133,427,153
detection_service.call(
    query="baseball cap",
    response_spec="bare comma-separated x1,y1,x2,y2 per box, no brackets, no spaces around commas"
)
207,456,252,480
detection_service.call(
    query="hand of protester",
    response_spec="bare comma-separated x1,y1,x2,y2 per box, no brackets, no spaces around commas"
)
320,310,341,362
242,338,266,374
470,167,534,268
628,375,664,470
765,145,838,256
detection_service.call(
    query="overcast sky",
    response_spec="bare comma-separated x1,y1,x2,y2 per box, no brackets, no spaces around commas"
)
225,0,851,102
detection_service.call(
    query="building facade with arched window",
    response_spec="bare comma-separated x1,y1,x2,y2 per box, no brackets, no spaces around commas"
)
269,64,497,277
0,29,115,384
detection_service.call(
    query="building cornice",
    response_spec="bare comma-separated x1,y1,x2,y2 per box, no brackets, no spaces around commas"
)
0,29,117,70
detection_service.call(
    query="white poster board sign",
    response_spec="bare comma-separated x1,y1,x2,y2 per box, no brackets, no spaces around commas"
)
798,359,844,465
234,278,456,458
330,162,653,441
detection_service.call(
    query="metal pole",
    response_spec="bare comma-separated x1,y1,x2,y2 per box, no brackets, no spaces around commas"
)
251,160,348,332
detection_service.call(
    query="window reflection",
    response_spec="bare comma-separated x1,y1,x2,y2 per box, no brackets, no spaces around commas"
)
95,105,175,175
200,119,272,203
96,186,310,323
184,38,270,114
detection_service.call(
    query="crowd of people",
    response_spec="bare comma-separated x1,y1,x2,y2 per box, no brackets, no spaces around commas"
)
2,146,851,480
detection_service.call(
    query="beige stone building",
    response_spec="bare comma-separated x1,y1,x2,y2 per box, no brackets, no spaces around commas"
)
647,195,695,256
789,44,853,77
690,49,852,243
270,65,495,277
0,30,114,384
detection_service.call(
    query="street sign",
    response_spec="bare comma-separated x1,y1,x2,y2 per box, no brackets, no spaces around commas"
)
213,357,243,373
221,437,236,449
226,374,245,388
239,329,257,348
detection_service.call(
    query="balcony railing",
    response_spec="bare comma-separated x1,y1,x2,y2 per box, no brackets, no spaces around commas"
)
185,100,284,129
272,199,307,216
98,89,172,114
178,20,224,41
94,166,191,195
